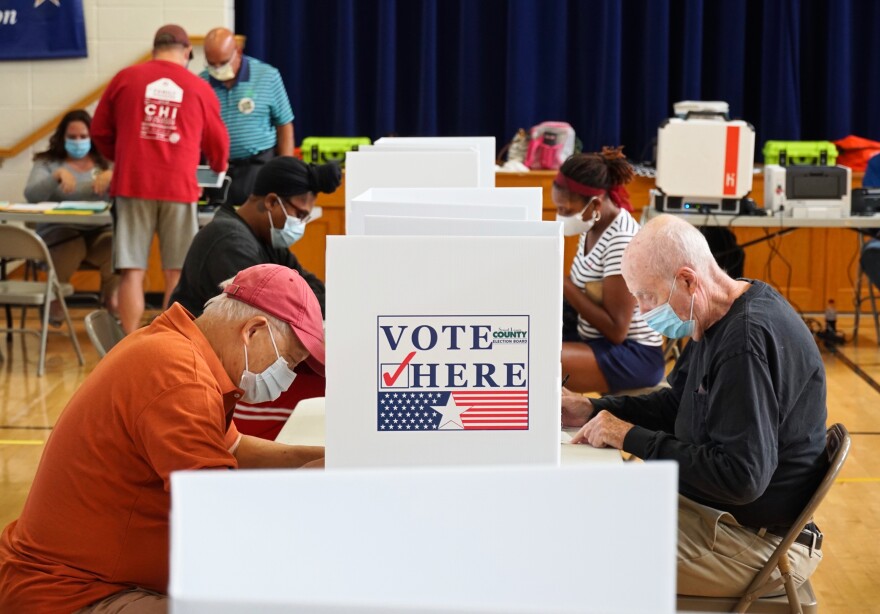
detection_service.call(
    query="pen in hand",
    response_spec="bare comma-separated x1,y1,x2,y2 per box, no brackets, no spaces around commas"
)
561,374,570,388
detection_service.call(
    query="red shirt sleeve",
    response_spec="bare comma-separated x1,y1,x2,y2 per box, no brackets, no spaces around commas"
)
91,75,119,161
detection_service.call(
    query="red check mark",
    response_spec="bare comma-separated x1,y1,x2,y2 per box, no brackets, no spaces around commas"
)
383,351,416,386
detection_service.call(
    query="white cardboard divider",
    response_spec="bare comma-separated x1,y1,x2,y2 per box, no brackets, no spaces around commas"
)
355,187,543,220
344,150,481,231
170,464,678,614
325,235,562,468
364,216,562,238
373,136,496,188
349,201,528,236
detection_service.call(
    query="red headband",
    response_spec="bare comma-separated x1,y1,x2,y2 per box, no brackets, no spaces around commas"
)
553,172,633,212
554,172,604,198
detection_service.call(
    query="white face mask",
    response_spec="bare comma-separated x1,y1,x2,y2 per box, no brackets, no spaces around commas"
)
556,199,599,236
239,326,297,404
207,54,236,81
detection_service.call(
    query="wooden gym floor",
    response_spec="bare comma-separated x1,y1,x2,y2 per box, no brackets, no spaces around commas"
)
0,307,878,612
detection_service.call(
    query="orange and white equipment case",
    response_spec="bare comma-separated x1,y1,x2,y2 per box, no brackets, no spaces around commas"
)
656,116,756,199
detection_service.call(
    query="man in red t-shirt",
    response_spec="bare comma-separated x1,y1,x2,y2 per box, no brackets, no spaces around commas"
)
92,24,229,334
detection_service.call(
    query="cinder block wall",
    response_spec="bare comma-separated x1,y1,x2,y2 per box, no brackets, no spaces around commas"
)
0,0,232,201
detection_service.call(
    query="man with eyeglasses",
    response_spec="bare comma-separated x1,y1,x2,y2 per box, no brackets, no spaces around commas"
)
201,27,295,207
169,156,340,440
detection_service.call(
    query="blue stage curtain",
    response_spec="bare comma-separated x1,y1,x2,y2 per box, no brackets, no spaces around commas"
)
236,0,880,161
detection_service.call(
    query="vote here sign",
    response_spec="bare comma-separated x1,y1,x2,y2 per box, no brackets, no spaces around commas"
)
377,315,529,431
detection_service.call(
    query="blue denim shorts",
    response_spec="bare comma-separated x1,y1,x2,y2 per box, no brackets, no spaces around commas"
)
585,337,665,392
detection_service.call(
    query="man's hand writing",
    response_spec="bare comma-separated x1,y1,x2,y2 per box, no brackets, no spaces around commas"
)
570,410,633,449
561,387,594,428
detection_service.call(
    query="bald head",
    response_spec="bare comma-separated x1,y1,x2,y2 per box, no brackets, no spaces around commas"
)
622,214,719,287
205,27,235,55
204,27,240,76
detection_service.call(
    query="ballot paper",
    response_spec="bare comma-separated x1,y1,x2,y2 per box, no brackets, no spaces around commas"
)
53,201,110,212
0,202,57,212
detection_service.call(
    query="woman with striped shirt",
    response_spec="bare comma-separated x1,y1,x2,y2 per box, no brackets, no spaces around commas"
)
555,148,665,393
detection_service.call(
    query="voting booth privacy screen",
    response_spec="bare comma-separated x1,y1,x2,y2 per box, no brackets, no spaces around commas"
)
364,217,562,237
325,235,563,468
372,137,496,188
344,150,482,231
170,465,678,613
347,186,544,236
350,187,544,235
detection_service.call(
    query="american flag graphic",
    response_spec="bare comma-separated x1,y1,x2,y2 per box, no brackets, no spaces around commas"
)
377,390,529,431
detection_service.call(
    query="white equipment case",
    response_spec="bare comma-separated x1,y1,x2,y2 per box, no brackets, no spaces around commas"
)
656,115,756,200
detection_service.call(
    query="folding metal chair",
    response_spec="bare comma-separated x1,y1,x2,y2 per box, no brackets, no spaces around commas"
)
0,225,84,376
677,423,851,614
84,309,125,358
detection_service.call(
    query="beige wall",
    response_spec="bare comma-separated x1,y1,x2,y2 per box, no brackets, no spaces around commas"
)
0,0,233,201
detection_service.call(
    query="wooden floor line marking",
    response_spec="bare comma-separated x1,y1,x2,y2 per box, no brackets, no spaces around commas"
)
836,477,880,484
0,425,53,430
0,439,45,445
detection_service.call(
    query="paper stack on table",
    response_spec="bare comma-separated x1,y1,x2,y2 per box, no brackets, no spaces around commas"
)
0,202,58,212
52,201,110,213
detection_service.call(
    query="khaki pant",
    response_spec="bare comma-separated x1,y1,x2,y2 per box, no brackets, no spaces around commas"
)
75,588,167,614
678,495,823,597
39,225,118,302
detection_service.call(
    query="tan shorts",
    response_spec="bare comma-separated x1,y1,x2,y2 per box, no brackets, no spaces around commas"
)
75,588,167,613
677,494,822,597
113,197,197,270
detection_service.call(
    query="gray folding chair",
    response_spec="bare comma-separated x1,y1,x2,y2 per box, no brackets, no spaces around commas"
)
677,423,851,614
84,309,125,358
0,225,84,376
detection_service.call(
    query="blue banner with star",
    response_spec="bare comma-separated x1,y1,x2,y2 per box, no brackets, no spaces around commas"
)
0,0,86,60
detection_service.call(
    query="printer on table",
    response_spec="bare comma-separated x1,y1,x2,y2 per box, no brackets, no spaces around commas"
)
764,165,851,218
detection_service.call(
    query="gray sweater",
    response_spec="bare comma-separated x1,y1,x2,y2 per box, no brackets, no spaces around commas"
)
23,159,108,203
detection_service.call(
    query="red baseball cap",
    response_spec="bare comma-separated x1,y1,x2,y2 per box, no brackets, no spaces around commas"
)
223,264,325,376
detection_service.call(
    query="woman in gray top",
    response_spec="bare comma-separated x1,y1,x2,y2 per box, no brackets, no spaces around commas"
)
24,109,118,323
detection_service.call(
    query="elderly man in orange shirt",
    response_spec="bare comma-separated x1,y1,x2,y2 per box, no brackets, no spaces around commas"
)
0,263,324,613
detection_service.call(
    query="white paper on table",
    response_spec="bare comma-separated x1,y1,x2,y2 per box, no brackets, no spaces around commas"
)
1,202,57,212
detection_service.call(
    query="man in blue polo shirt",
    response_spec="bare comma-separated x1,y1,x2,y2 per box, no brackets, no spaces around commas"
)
202,27,295,206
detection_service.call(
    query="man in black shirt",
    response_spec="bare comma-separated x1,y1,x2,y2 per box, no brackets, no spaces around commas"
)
170,156,340,441
562,213,827,597
171,156,340,317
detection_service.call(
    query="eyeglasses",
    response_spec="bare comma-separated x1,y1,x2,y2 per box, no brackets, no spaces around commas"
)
282,199,313,224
